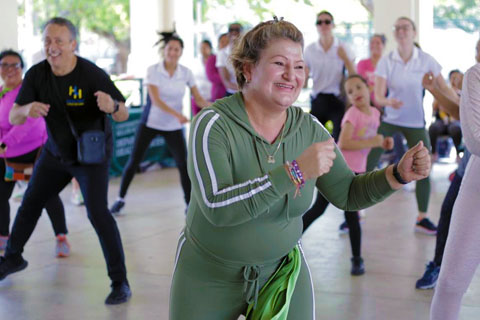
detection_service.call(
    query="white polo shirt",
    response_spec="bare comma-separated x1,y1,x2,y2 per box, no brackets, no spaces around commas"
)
304,37,355,97
375,47,442,128
144,61,196,131
216,43,237,94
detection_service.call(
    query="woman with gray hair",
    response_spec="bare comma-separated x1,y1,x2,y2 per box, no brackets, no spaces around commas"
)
169,18,431,319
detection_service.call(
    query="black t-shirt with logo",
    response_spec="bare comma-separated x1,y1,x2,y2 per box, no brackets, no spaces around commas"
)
16,57,125,163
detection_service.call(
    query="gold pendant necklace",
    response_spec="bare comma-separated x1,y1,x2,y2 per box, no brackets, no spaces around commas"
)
259,124,286,164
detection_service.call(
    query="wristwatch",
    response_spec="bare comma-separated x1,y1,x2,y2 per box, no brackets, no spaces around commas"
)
392,163,408,185
0,142,6,150
111,99,120,114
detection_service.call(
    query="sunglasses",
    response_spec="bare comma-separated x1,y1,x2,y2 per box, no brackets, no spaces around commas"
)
228,27,241,33
316,19,332,26
0,62,21,70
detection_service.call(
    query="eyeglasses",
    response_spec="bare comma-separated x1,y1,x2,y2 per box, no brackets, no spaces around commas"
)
228,27,241,33
316,20,332,26
393,25,412,32
0,63,21,70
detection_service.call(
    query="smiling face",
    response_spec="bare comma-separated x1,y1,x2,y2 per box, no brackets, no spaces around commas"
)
43,23,77,73
244,38,305,110
393,18,416,47
345,77,370,108
163,39,183,65
370,36,385,57
0,55,23,88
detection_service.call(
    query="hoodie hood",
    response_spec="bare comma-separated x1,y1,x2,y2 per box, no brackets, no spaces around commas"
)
209,92,306,144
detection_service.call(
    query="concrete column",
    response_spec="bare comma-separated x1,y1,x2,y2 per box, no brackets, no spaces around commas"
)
128,0,193,77
0,0,18,50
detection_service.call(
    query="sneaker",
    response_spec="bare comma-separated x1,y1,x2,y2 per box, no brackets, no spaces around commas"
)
105,281,132,305
55,234,70,258
0,256,28,281
71,191,84,206
416,261,440,289
351,257,365,276
0,236,8,251
448,171,456,182
338,221,349,234
415,218,437,235
110,200,125,216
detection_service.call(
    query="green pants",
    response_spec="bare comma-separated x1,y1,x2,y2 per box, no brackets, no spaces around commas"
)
366,122,431,212
169,230,314,320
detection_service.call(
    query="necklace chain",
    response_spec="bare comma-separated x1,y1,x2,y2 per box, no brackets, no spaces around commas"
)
259,124,286,164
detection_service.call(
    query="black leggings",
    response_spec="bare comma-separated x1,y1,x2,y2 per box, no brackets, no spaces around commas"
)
302,191,361,258
429,120,462,154
0,148,66,237
119,124,191,204
310,93,345,141
433,172,463,266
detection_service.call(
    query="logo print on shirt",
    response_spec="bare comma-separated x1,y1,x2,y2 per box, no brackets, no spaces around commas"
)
67,85,85,107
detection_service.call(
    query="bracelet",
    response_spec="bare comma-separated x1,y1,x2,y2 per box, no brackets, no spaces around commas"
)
291,160,305,188
392,163,408,185
285,161,305,198
111,99,120,114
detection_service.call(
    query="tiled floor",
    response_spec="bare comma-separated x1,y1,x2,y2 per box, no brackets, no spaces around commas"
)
1,162,479,319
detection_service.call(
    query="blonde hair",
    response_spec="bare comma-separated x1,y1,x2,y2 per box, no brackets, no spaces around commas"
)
230,18,304,89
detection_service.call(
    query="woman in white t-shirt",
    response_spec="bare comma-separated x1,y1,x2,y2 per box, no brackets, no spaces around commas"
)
366,17,455,235
110,33,209,214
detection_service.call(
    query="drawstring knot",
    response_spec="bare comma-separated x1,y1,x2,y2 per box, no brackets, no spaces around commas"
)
243,265,261,309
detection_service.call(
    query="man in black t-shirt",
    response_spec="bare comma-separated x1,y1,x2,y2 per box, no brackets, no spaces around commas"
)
0,17,131,305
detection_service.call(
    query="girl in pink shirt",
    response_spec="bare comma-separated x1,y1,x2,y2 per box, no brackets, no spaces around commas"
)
339,75,393,173
336,75,393,275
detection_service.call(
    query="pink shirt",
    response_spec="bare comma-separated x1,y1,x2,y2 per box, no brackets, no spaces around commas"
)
356,58,377,106
340,106,381,173
0,85,47,158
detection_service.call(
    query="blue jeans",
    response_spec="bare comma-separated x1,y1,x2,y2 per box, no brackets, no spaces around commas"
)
5,149,127,283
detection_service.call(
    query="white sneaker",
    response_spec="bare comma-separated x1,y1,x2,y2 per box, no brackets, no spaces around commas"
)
71,192,84,206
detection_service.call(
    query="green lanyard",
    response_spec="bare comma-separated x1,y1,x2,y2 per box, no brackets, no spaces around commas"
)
0,87,12,99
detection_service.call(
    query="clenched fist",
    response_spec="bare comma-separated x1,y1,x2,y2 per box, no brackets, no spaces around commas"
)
28,102,50,118
296,138,337,181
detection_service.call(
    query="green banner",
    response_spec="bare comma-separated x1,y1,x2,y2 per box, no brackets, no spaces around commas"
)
109,108,174,176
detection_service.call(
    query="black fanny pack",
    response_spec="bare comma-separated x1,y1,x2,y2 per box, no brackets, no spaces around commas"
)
76,129,106,164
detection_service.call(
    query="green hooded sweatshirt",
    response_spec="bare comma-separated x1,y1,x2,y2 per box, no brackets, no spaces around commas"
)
186,93,394,264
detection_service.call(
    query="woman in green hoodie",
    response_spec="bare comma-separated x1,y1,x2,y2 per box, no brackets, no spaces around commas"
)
169,18,432,320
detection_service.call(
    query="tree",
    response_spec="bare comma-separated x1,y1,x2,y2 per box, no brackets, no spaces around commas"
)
433,0,480,32
31,0,130,74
